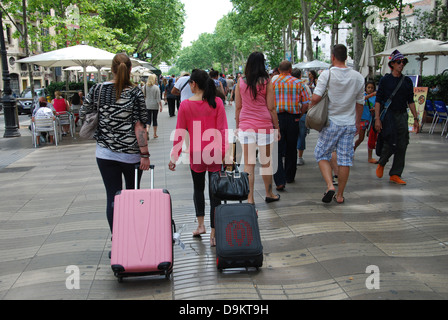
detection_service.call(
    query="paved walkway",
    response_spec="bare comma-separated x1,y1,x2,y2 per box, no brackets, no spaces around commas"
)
0,104,447,300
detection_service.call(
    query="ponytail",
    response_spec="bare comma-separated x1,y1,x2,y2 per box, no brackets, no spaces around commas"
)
111,53,133,100
190,69,217,109
204,77,217,109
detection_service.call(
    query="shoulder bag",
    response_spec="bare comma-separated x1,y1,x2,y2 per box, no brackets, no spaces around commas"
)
306,69,331,132
210,164,250,201
79,84,104,140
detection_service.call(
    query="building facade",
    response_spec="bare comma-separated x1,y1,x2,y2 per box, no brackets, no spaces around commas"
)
1,7,55,97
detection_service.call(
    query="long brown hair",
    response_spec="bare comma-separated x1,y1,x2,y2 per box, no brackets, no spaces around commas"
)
111,53,133,99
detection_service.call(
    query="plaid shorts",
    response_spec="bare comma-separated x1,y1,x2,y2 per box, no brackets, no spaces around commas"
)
314,121,357,166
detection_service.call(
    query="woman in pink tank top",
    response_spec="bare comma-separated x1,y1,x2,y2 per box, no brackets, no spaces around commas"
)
52,91,68,113
235,52,281,206
51,91,70,134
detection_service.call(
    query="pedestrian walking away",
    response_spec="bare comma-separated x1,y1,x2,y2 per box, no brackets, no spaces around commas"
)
235,51,281,206
165,78,177,117
168,69,229,247
143,74,163,139
311,44,364,204
374,49,419,185
291,68,312,166
272,60,310,191
79,53,150,232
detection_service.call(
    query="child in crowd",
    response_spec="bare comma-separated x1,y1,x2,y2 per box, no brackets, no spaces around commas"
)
354,80,377,163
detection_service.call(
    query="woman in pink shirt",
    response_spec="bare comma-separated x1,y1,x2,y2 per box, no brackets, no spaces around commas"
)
51,91,70,135
169,69,229,246
235,52,281,206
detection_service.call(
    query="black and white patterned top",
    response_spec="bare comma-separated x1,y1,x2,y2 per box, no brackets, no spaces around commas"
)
80,82,148,154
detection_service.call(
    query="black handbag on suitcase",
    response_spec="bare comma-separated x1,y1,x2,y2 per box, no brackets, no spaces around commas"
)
215,203,263,271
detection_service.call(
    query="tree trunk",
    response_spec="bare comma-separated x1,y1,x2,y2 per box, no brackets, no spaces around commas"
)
351,17,363,71
397,0,403,41
22,0,34,96
301,0,314,61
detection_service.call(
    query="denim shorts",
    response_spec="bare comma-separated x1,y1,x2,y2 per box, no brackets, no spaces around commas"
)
238,129,275,146
314,121,357,166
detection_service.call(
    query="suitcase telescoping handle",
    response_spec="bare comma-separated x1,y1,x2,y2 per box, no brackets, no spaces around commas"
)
134,164,155,190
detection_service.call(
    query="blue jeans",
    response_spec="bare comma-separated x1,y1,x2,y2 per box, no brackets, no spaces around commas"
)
297,113,307,151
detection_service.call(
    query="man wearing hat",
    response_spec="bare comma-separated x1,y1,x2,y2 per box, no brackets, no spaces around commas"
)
374,50,419,185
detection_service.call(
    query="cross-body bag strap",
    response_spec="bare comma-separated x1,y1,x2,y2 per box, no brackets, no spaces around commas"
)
325,68,331,93
97,84,104,108
180,80,189,92
381,75,405,119
179,79,189,100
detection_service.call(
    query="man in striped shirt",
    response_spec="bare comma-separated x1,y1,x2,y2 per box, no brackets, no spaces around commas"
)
272,60,310,191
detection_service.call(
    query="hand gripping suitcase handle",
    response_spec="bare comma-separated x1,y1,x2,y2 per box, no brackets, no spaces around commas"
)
134,164,155,189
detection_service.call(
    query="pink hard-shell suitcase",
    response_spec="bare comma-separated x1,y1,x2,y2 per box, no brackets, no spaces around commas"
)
111,165,175,282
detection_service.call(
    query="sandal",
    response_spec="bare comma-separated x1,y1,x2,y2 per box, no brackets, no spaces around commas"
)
322,190,335,203
333,195,345,204
153,135,159,139
210,237,216,247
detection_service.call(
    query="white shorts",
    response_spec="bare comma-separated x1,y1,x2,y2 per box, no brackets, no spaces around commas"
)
238,130,275,146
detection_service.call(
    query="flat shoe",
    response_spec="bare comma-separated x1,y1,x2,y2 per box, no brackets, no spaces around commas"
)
210,237,216,247
265,194,280,203
322,190,335,203
276,184,285,191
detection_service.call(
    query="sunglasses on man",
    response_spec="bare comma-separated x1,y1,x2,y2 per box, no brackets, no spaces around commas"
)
394,59,408,65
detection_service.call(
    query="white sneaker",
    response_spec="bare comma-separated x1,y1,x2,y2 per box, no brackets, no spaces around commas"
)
297,157,305,166
333,175,338,186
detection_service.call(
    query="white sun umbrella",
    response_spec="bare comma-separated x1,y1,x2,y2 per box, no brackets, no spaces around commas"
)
64,66,102,83
376,38,448,76
64,66,98,72
17,44,141,95
292,61,307,69
301,60,331,70
359,34,376,79
380,28,399,76
135,59,158,71
131,66,151,75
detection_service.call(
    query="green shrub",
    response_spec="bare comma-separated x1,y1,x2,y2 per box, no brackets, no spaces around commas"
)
421,74,448,102
46,81,95,99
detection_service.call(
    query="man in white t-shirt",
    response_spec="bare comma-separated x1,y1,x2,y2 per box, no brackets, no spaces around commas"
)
172,72,194,103
171,72,194,153
310,44,364,204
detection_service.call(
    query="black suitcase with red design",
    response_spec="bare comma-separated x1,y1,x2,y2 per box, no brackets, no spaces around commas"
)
215,203,263,271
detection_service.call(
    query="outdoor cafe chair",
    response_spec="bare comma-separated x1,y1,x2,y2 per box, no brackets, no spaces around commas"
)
433,101,448,136
424,100,437,134
31,114,60,148
56,111,75,138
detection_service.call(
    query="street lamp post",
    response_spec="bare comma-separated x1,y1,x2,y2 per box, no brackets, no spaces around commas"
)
0,10,21,137
314,36,321,60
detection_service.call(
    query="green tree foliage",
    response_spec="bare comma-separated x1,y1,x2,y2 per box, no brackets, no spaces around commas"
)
3,0,185,64
98,0,185,64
